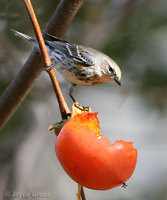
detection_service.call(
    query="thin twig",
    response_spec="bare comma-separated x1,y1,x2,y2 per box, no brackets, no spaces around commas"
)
81,186,86,200
76,184,86,200
24,0,70,119
76,184,82,200
0,0,84,130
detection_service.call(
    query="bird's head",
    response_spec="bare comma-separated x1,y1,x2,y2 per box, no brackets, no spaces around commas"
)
104,57,122,86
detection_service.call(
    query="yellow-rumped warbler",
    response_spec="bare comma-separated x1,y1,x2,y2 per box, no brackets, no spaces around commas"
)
11,29,121,102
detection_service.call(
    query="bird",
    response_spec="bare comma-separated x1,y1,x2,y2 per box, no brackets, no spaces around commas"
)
11,29,121,102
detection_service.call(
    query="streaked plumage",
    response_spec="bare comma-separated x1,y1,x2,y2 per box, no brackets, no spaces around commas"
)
11,29,121,101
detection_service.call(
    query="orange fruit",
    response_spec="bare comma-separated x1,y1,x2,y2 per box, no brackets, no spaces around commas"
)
56,112,137,190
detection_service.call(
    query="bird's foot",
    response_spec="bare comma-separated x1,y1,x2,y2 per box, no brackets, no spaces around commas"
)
42,64,54,72
71,102,91,117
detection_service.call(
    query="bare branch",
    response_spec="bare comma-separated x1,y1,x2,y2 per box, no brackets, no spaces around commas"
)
0,0,85,130
24,0,71,118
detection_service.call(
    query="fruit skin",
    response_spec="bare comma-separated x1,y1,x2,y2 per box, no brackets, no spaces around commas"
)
55,112,137,190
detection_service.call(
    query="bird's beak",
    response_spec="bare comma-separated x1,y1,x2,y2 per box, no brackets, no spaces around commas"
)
114,78,121,86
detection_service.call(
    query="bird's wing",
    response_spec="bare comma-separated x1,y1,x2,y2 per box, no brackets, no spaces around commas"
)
67,44,94,67
43,31,69,43
44,32,94,67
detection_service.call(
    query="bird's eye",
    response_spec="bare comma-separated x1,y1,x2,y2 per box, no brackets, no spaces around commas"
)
108,65,115,74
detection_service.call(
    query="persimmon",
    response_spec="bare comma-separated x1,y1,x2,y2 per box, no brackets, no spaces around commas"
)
56,112,137,190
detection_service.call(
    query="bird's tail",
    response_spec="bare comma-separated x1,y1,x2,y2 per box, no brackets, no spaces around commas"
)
10,29,36,44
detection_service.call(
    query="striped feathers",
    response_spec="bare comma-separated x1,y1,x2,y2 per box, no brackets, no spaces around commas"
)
43,32,94,67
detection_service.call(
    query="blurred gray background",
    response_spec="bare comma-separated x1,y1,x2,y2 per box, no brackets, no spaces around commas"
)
0,0,167,199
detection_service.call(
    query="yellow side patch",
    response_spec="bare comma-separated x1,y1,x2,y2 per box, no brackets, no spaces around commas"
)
77,64,84,70
74,60,84,70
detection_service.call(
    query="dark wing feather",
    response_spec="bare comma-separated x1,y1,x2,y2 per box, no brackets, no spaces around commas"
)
66,43,94,66
44,32,94,67
43,31,69,43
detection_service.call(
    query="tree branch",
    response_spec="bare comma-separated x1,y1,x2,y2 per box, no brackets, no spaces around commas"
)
24,0,71,119
0,0,84,130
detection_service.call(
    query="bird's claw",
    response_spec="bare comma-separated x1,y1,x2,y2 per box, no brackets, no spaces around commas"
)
71,102,91,117
43,64,54,72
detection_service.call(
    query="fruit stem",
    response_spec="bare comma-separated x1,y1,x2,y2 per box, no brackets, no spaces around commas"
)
76,184,86,200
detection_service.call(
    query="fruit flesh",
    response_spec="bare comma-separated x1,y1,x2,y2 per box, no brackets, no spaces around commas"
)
56,113,137,190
